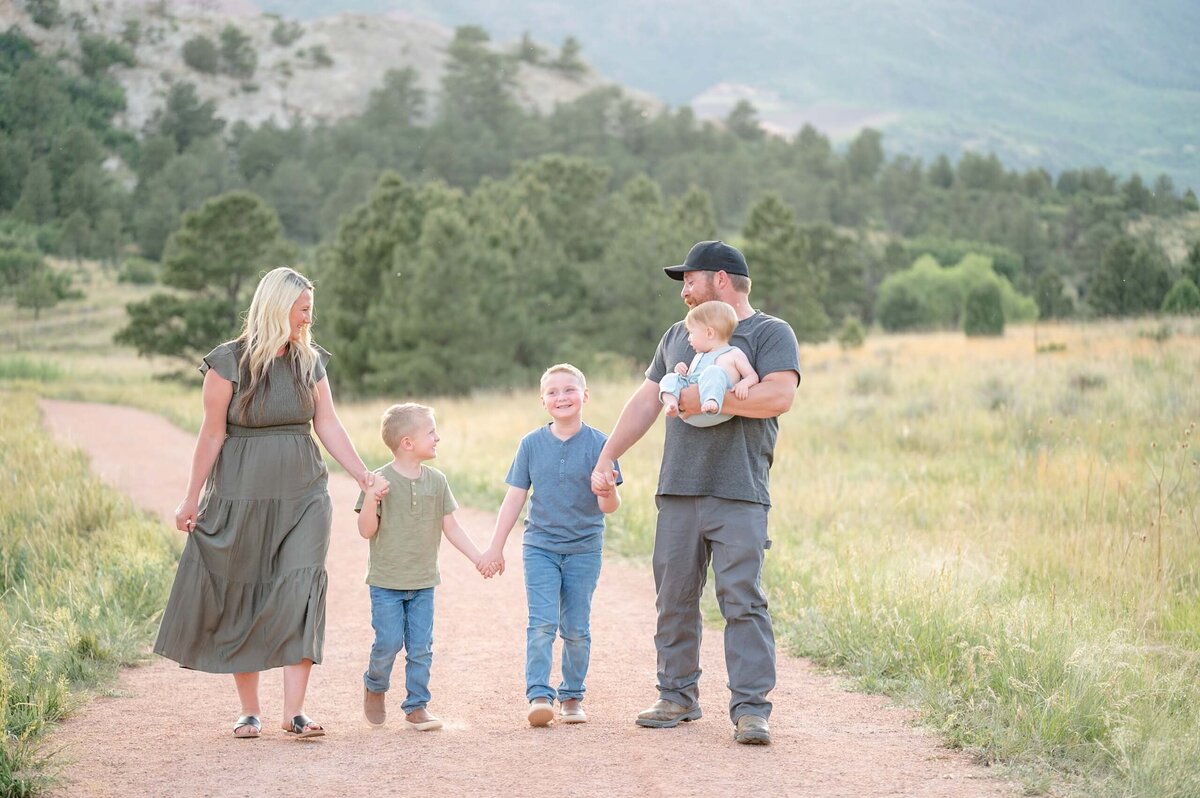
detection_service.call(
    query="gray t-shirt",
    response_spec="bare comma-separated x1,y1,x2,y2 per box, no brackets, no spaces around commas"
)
505,423,621,554
646,310,800,506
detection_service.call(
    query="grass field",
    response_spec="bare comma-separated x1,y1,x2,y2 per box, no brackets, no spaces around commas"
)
2,263,1199,796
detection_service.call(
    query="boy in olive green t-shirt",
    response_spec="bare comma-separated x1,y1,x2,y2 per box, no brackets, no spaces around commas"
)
356,403,489,731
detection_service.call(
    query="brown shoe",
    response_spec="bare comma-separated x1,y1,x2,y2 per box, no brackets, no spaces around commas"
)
559,698,587,724
635,699,702,728
363,687,386,727
734,714,771,745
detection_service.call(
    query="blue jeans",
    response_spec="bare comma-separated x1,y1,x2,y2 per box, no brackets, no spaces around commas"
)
363,586,434,713
523,545,602,703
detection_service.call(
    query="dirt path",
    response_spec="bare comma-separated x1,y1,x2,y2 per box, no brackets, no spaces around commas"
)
40,399,1012,797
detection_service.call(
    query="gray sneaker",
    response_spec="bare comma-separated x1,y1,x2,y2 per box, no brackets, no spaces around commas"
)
635,699,702,728
734,714,771,745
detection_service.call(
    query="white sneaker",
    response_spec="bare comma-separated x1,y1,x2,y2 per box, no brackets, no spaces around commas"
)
527,699,554,727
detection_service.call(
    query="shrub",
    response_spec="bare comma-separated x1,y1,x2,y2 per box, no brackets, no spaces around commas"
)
181,35,219,74
876,254,1036,332
963,281,1005,336
24,0,61,28
1161,277,1200,316
837,317,866,350
270,19,303,47
117,257,158,285
309,44,333,68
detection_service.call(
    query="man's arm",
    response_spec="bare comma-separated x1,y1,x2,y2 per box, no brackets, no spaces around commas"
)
591,379,661,494
679,370,798,419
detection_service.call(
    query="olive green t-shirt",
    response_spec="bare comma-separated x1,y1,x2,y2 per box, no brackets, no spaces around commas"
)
354,463,458,590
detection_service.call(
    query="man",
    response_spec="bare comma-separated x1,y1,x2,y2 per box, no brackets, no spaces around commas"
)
591,240,800,745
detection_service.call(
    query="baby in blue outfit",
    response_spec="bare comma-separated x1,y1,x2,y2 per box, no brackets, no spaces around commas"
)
659,300,759,428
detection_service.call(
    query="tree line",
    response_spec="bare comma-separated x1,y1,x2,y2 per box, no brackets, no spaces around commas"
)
2,20,1199,391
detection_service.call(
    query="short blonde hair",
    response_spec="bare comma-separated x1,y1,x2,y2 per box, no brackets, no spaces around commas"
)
540,363,587,392
686,300,738,341
381,402,433,451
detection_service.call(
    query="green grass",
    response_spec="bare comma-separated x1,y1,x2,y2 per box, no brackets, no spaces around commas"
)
0,393,180,797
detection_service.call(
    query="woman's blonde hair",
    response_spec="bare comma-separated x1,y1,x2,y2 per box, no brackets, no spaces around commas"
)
685,300,738,341
235,266,321,416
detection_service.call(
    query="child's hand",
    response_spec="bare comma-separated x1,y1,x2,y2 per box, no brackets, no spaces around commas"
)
674,361,690,376
368,478,390,502
734,382,750,400
478,546,505,577
590,468,618,494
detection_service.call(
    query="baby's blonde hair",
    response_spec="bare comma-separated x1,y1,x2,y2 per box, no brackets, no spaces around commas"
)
381,402,434,451
540,363,587,392
686,300,738,341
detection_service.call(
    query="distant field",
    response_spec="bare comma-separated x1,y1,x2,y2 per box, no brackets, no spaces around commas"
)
2,265,1199,796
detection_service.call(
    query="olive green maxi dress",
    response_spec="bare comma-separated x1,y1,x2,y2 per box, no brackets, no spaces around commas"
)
154,340,334,673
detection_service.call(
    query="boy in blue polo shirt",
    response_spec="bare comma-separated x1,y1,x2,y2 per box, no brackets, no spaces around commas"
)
480,363,621,727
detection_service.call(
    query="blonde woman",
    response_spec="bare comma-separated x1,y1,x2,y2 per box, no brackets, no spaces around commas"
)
155,266,387,739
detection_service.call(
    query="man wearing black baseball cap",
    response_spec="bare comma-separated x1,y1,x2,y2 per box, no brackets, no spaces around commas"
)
591,239,801,745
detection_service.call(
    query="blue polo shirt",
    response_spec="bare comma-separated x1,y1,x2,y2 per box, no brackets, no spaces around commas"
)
505,423,621,554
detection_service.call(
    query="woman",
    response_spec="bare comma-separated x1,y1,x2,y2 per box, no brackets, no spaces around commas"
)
155,266,386,739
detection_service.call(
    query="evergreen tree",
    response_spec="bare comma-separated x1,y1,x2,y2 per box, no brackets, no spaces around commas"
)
725,100,763,142
1088,236,1171,316
13,160,55,224
846,128,884,183
219,25,257,79
117,191,294,362
552,36,586,76
514,31,546,64
150,83,225,152
741,193,829,341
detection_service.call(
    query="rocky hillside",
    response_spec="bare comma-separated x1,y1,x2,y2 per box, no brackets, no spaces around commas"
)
0,0,660,133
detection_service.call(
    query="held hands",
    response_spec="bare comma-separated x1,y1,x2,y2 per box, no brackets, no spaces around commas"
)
477,545,505,579
590,464,619,497
360,472,390,502
174,498,199,533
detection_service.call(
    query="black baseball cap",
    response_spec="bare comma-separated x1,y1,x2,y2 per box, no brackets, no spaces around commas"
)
663,240,750,281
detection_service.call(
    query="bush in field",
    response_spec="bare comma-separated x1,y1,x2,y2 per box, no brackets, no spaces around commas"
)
963,280,1005,336
876,254,1036,332
837,316,866,349
117,256,159,285
1161,277,1200,315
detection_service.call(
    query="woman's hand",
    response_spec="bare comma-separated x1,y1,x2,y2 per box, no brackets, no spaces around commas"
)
174,498,199,533
358,471,389,497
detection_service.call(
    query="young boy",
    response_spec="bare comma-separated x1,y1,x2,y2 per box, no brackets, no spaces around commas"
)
357,402,487,731
658,300,758,427
480,364,621,727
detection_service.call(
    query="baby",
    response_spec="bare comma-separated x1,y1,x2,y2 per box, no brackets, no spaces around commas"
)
658,300,758,427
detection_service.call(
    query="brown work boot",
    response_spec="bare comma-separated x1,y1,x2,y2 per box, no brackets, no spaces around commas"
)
733,714,771,745
363,687,386,727
635,698,702,728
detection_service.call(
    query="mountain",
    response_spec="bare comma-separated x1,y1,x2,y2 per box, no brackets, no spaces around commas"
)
0,0,658,135
254,0,1200,192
